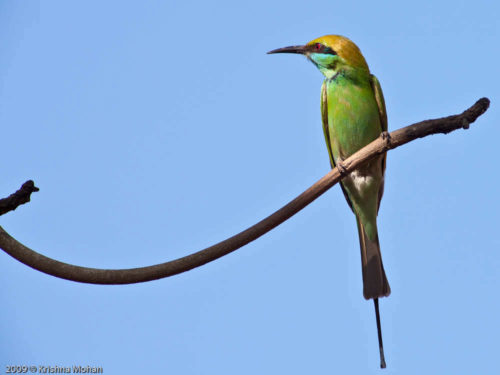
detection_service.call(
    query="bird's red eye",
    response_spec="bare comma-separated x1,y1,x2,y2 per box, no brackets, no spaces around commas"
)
315,43,322,50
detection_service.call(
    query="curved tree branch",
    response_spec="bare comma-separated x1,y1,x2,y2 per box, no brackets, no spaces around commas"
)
0,98,490,284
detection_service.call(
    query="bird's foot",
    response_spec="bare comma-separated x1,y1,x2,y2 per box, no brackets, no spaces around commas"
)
380,131,392,150
336,159,348,177
462,118,470,129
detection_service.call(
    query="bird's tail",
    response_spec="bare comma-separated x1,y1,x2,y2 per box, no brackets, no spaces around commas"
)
356,216,391,300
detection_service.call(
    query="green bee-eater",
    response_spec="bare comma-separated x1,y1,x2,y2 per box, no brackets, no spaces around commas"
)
268,35,390,368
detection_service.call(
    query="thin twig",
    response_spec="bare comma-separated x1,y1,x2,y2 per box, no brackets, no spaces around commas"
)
0,98,490,284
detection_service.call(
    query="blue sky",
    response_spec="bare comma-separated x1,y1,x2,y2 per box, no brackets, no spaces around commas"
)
1,1,498,373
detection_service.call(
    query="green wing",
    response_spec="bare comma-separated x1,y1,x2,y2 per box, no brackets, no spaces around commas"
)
370,74,388,209
321,81,335,167
321,81,353,211
370,75,387,133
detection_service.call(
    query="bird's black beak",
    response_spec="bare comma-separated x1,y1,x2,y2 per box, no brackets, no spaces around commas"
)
267,45,308,55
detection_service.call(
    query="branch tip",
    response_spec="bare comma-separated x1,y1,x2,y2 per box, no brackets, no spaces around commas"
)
0,180,39,216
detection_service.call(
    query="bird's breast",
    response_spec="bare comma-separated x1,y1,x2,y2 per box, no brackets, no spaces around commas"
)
324,77,382,159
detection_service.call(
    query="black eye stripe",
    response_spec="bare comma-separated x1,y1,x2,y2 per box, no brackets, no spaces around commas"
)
324,46,336,55
309,43,337,55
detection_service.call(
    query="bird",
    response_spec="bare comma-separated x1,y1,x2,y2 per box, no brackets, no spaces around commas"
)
268,35,390,368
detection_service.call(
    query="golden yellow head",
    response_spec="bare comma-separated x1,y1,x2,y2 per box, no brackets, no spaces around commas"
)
306,35,369,71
